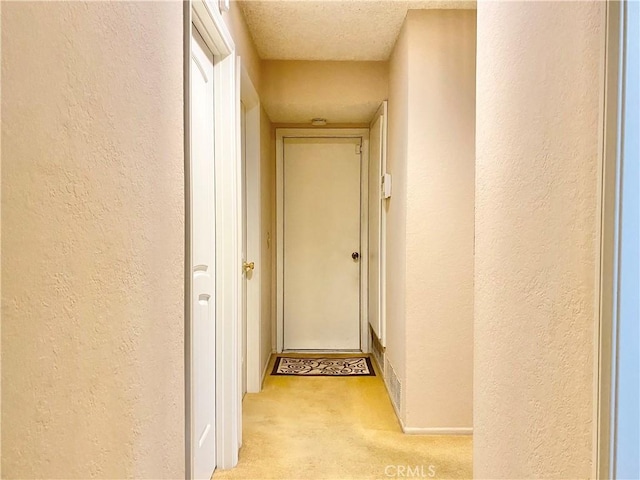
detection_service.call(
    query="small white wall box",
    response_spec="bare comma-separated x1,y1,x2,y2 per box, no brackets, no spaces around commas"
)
382,173,392,199
219,0,230,12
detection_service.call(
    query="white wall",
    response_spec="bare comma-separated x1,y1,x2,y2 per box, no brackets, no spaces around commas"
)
474,1,604,477
386,10,476,430
1,2,185,478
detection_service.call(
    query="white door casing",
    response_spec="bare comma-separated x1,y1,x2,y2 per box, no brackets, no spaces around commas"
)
213,49,239,468
284,138,361,350
241,101,248,397
596,1,640,478
190,26,216,480
368,102,387,346
276,129,370,353
238,62,263,393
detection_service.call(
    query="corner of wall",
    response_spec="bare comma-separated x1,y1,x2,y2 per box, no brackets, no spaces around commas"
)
384,15,410,426
384,9,477,431
403,8,475,431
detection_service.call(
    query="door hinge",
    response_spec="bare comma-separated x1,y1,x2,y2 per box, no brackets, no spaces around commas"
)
356,144,362,155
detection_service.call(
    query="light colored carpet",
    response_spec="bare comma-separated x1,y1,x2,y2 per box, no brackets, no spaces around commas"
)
214,354,472,480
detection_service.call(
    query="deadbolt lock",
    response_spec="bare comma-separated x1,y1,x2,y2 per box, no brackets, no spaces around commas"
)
352,252,360,261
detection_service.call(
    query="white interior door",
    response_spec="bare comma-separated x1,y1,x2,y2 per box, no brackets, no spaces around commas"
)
283,137,362,351
190,26,216,480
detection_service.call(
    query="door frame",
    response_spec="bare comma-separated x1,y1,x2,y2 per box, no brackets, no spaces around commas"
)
185,0,240,476
275,128,370,353
594,1,620,473
595,0,638,477
237,60,263,394
594,0,619,477
368,102,388,347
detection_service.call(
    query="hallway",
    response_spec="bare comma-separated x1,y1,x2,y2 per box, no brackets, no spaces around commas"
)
214,356,472,480
3,1,638,479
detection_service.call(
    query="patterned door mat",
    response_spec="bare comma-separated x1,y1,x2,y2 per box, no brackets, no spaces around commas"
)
271,356,375,376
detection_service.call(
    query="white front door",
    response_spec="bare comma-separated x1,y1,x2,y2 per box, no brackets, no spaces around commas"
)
283,137,362,351
190,26,216,480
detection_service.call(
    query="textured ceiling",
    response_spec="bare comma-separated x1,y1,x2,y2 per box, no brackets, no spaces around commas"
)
238,0,476,61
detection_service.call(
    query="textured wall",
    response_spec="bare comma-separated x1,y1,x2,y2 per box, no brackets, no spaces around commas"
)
404,10,475,430
474,1,603,477
385,10,475,430
1,2,184,478
262,61,388,123
385,18,410,418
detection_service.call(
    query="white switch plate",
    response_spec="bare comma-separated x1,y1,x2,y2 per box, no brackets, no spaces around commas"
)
382,173,392,199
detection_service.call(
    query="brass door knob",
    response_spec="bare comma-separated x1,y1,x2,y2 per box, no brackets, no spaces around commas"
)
243,261,255,273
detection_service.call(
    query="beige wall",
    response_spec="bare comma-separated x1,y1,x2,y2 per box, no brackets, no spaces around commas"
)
262,61,388,124
1,2,184,478
385,18,410,418
386,10,475,430
404,10,475,429
474,1,604,477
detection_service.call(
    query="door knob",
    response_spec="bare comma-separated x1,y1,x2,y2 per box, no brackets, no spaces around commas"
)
352,252,360,260
243,261,255,273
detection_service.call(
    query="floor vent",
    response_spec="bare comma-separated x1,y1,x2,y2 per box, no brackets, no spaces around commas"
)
384,358,402,413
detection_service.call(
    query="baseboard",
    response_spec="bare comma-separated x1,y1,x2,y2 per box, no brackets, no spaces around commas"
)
389,396,405,431
368,352,472,437
260,354,272,389
402,426,473,435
